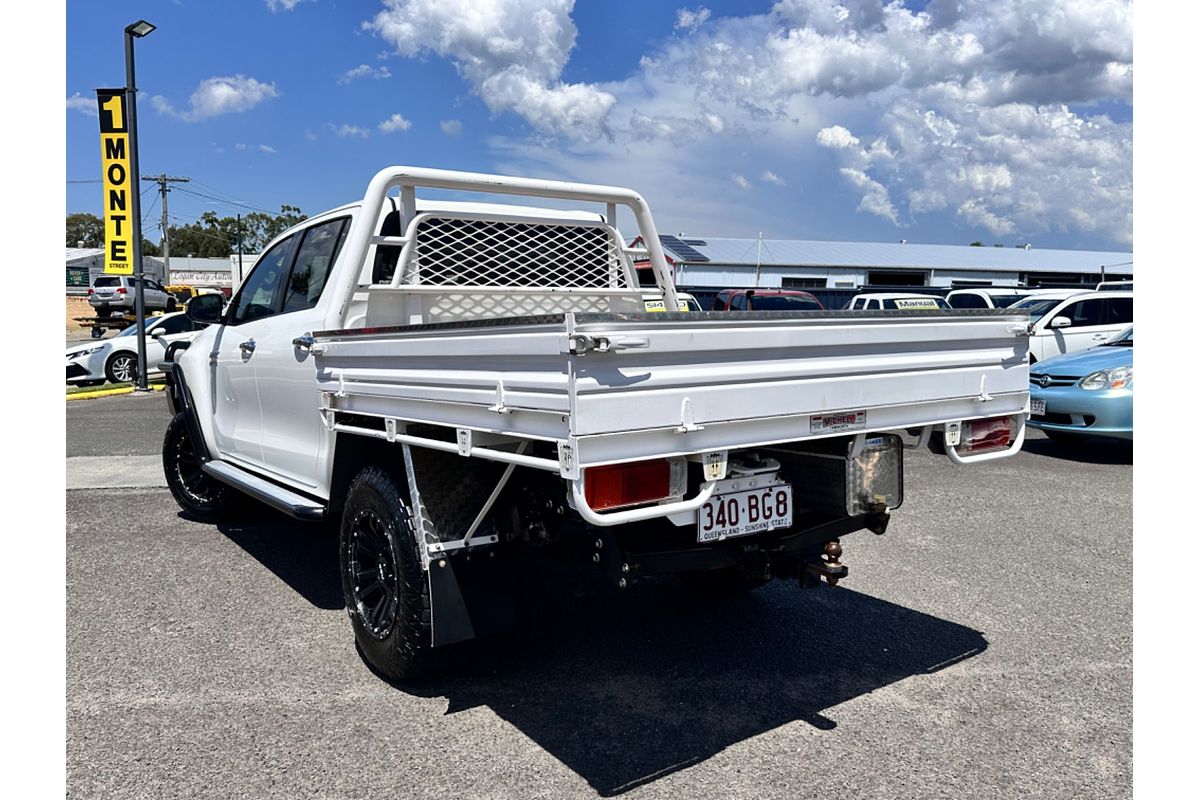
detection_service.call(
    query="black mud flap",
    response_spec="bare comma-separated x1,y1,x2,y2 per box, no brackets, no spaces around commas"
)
427,555,516,647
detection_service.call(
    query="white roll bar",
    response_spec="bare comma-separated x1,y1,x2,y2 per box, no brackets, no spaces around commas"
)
324,166,681,329
569,477,717,527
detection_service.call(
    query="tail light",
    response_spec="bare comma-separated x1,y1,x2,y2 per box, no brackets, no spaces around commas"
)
961,416,1012,454
87,288,94,295
116,287,128,294
584,458,686,511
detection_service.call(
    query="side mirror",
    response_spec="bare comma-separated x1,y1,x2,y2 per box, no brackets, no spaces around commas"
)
1049,316,1072,329
187,292,224,325
150,328,167,338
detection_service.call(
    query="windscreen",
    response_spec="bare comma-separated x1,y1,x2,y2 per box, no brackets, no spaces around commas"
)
748,295,822,311
991,295,1028,307
1010,297,1061,322
93,277,121,288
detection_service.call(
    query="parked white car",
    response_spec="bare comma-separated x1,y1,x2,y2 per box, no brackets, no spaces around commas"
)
66,312,207,385
1010,290,1133,363
945,288,1035,309
846,293,949,310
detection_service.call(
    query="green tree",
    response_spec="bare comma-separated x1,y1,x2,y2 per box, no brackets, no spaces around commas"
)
66,212,103,248
969,241,983,247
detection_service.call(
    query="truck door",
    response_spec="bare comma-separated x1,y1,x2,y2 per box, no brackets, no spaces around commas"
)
251,216,350,490
210,234,296,466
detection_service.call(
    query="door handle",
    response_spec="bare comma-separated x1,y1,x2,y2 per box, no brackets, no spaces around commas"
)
292,333,315,351
239,339,256,355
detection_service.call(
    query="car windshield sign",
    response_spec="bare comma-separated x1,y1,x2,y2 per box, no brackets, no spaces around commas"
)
889,298,944,310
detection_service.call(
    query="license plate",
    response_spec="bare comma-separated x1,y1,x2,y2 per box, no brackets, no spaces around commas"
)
698,484,792,543
1031,398,1046,416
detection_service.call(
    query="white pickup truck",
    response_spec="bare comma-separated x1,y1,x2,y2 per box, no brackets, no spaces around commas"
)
162,167,1030,680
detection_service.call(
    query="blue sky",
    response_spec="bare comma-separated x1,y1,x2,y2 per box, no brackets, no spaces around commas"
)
66,1,1132,251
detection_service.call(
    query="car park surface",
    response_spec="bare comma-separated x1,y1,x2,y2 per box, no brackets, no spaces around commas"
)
66,395,1130,799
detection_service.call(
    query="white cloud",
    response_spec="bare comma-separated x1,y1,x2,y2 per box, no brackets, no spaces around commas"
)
366,0,615,139
236,143,277,154
266,0,306,11
440,119,463,136
339,64,392,84
361,0,1132,246
66,93,97,116
330,123,371,138
152,75,278,122
731,172,751,190
378,113,412,133
675,7,711,33
761,170,787,187
816,125,860,150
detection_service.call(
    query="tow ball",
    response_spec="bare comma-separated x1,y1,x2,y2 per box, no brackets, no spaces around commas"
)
804,539,849,587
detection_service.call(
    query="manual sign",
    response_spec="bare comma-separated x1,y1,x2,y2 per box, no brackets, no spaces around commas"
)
96,89,133,275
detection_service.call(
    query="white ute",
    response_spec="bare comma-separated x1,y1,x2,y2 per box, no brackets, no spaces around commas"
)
163,166,1031,680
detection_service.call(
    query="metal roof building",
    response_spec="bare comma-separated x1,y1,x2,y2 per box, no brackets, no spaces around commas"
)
639,236,1134,290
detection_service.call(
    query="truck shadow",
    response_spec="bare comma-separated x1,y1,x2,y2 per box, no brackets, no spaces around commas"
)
1021,433,1133,465
405,573,988,796
214,511,345,610
212,513,987,796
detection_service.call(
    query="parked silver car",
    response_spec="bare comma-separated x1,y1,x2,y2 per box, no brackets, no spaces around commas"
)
88,275,175,318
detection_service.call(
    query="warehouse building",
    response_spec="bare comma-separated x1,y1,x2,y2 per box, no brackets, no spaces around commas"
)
631,235,1133,295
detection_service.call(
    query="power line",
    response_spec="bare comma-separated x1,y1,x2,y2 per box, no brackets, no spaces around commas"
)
174,185,277,215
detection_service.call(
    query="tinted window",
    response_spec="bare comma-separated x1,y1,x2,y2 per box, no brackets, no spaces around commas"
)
282,218,348,313
949,294,987,309
1106,297,1133,324
154,315,194,335
231,236,294,323
1014,298,1061,323
94,277,121,288
1065,298,1104,326
991,295,1028,307
749,295,821,311
730,294,747,310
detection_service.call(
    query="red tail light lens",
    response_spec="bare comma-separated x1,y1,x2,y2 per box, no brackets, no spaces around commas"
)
585,459,672,511
116,287,128,294
962,416,1012,453
87,288,94,295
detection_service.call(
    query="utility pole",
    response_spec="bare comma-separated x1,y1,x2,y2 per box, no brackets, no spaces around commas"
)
143,174,189,284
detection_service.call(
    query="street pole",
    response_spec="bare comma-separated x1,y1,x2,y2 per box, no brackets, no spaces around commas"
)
237,214,244,286
144,174,189,285
124,20,155,391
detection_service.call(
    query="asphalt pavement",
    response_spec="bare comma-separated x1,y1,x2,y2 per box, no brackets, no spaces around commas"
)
65,397,1132,799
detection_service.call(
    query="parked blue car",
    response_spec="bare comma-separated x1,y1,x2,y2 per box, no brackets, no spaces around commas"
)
1028,326,1132,442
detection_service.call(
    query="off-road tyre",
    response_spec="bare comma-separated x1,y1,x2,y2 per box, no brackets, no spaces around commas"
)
104,351,138,384
340,466,432,682
162,412,239,522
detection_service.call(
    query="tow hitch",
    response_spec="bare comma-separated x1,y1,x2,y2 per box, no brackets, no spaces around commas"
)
803,539,848,587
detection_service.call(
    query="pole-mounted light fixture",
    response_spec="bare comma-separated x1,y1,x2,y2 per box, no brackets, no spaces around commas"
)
125,19,156,37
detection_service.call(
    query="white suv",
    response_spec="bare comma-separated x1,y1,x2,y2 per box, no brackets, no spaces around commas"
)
1011,290,1133,363
88,275,175,317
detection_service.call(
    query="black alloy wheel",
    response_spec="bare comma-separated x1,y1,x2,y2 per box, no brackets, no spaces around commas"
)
346,508,401,639
162,413,237,522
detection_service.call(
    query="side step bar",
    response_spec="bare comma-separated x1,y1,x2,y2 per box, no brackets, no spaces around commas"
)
202,460,326,520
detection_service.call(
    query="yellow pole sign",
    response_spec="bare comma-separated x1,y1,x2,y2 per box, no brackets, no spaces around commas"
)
96,89,133,275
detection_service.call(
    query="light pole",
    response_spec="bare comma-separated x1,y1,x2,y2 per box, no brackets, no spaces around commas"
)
124,19,155,390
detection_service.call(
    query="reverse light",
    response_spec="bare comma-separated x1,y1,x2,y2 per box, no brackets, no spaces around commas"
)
584,458,686,511
961,416,1013,454
1081,366,1132,391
